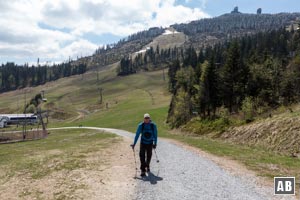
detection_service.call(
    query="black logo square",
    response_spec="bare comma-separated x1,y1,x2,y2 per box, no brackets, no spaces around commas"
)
274,177,295,195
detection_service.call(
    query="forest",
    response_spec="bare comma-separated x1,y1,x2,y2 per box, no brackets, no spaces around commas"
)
167,27,300,127
105,13,300,72
115,23,300,127
172,13,300,36
0,62,87,93
117,45,181,76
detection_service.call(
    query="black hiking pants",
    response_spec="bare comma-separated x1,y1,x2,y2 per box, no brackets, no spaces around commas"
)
139,143,153,172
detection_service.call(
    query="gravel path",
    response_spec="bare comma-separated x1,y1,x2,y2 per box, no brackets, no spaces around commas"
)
50,127,295,200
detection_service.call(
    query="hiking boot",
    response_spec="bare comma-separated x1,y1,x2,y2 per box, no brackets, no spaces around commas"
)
140,171,146,177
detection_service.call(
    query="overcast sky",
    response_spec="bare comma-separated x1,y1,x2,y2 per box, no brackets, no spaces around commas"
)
0,0,299,65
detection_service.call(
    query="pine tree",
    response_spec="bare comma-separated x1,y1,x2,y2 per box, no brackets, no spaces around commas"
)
167,88,193,128
195,56,219,117
221,40,246,113
206,55,220,116
198,48,205,64
168,60,180,94
183,46,197,68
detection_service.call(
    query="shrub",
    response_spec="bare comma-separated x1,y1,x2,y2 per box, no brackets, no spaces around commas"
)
241,97,254,123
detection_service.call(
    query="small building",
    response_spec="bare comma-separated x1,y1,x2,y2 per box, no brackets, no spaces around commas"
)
257,8,262,14
231,6,241,14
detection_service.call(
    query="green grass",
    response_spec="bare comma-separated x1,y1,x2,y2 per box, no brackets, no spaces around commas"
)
0,65,171,131
0,129,117,181
38,68,172,138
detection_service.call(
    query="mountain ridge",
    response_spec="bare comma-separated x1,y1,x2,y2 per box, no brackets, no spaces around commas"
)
76,12,300,69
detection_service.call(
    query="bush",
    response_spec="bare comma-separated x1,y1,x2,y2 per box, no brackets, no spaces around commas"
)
169,89,192,128
26,104,36,114
184,116,231,135
241,97,254,123
293,55,300,65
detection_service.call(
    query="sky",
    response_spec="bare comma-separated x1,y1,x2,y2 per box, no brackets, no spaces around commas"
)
0,0,299,65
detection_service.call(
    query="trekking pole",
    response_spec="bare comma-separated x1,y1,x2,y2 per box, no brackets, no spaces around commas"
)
132,147,138,179
154,148,159,163
153,148,160,177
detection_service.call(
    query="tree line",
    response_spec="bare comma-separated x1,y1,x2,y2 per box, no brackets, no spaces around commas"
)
0,62,87,93
172,13,300,36
117,45,184,76
167,27,300,127
172,13,300,52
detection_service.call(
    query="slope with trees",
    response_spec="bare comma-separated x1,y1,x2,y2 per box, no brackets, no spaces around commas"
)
0,62,87,93
115,12,300,76
167,27,300,128
172,12,300,49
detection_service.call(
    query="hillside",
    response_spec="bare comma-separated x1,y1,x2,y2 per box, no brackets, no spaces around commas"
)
0,63,171,134
143,28,187,51
172,12,300,48
78,12,300,69
81,27,165,69
0,53,299,156
0,54,296,151
1,12,300,158
183,104,300,156
0,60,299,184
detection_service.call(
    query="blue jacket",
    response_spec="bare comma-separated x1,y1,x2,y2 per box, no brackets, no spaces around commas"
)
133,121,158,146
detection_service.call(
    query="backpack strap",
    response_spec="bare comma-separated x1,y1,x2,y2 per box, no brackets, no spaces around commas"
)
141,122,154,133
141,123,145,133
151,123,154,133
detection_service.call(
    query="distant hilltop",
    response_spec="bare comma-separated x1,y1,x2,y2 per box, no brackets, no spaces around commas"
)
231,6,262,14
87,11,300,69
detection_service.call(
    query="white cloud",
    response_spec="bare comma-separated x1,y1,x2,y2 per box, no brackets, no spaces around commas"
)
41,0,209,36
60,39,98,60
0,0,209,64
